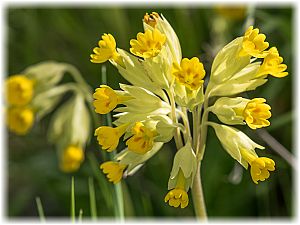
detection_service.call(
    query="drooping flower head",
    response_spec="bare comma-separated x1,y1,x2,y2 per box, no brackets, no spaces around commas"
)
90,33,123,66
126,122,157,154
130,29,166,58
94,123,128,152
241,149,275,184
172,57,206,90
165,170,189,208
240,26,269,58
100,161,127,184
243,98,271,129
60,145,84,173
256,47,288,78
143,12,160,27
7,106,34,135
6,75,34,106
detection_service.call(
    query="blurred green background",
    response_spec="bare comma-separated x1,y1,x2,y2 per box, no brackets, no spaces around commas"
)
7,6,293,219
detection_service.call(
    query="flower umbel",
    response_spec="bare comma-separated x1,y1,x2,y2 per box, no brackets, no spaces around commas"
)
93,85,131,114
60,145,84,173
243,98,271,129
240,26,269,58
95,123,128,152
165,170,189,208
241,149,275,184
100,161,127,184
6,75,34,106
256,47,288,78
130,29,166,58
90,33,123,65
143,12,160,27
7,106,34,135
126,122,157,154
172,57,206,90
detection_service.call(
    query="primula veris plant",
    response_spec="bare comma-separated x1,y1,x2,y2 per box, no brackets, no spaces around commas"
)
90,12,288,217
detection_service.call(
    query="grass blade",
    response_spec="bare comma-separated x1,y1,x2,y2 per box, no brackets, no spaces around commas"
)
88,177,97,220
71,177,75,222
35,197,45,222
78,209,83,222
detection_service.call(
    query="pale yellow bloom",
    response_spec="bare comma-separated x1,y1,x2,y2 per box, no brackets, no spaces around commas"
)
243,98,271,129
94,123,129,152
143,12,160,27
60,145,84,173
6,75,34,106
165,170,189,208
172,57,206,90
93,85,131,114
130,29,166,58
239,26,269,58
241,149,275,184
100,161,126,184
256,47,288,78
7,106,34,135
90,33,123,65
126,122,157,154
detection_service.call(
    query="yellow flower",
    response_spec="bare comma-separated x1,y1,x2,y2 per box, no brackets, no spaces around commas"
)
100,161,126,184
60,145,84,173
90,33,123,65
172,57,206,90
241,149,275,184
243,98,271,129
256,47,288,78
7,106,34,135
126,122,157,154
6,75,34,106
94,123,129,152
93,85,131,114
130,29,166,58
239,26,269,58
143,12,160,27
165,170,189,208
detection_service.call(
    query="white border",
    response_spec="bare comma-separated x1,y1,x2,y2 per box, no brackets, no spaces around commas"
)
1,0,299,224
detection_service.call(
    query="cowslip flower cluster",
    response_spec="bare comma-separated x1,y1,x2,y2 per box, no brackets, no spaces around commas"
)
90,12,288,210
5,61,93,173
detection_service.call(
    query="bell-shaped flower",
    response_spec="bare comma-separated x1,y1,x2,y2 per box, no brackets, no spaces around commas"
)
60,145,84,173
7,106,34,135
100,161,127,184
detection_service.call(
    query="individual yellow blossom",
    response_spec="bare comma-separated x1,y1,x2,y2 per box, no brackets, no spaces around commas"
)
143,12,160,27
126,122,157,154
172,57,206,90
242,98,271,129
60,145,84,173
256,47,288,78
90,33,123,66
94,123,129,152
130,29,166,58
6,75,34,106
93,85,131,114
7,106,34,135
239,26,269,58
165,170,189,208
100,161,127,184
241,149,275,184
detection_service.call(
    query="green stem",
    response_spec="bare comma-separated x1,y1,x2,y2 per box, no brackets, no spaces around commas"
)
191,163,207,220
101,65,125,221
71,177,75,222
167,88,183,148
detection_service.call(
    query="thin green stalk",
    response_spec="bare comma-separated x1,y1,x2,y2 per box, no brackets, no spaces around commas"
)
71,177,75,222
88,177,97,220
35,197,45,222
101,65,125,221
167,88,183,148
